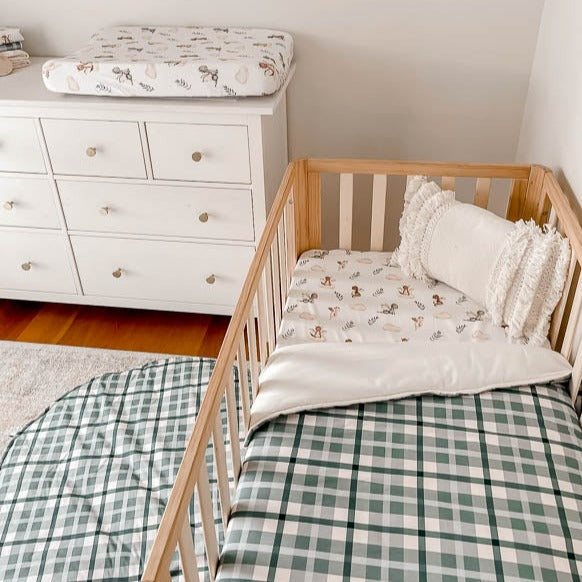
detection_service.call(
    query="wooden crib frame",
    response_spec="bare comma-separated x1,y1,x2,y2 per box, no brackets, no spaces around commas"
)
142,159,582,582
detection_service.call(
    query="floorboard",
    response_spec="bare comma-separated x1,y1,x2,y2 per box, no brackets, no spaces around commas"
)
0,300,230,358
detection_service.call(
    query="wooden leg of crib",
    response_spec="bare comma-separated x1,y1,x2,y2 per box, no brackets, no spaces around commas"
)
212,413,231,530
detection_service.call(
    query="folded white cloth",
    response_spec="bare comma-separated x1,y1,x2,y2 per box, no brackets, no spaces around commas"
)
0,28,24,44
2,49,30,60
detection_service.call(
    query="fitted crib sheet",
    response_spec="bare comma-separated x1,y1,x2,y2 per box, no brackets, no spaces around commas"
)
278,249,515,346
42,26,293,98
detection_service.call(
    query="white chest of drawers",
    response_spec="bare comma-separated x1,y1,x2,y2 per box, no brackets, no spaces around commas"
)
0,58,292,314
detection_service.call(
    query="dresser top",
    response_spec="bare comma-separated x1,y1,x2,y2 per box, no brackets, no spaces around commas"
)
0,57,294,116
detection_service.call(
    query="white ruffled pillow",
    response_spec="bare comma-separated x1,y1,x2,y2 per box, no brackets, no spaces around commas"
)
392,177,571,345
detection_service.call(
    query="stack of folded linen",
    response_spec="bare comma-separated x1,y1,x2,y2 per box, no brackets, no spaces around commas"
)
0,27,30,70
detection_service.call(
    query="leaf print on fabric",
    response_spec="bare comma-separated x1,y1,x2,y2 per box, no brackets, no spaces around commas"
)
415,300,425,311
456,324,466,334
430,331,443,341
175,78,191,90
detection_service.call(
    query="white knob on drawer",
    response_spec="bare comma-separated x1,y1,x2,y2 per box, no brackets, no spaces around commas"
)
21,261,32,271
191,151,203,162
100,206,111,216
86,147,97,157
198,212,209,223
205,274,216,285
112,268,123,279
3,200,14,211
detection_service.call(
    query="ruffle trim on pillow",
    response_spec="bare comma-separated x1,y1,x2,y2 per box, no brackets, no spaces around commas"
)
487,220,571,345
395,181,456,280
390,175,428,267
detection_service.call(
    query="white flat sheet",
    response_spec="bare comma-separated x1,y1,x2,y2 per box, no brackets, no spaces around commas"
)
278,249,522,346
42,26,293,98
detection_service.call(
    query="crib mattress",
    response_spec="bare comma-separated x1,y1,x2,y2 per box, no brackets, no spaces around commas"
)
279,249,514,346
42,26,293,98
218,382,582,581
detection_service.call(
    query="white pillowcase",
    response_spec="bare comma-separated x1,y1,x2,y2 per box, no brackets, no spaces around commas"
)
393,177,571,345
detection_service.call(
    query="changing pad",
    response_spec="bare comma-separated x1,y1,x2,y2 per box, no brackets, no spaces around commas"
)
42,26,293,98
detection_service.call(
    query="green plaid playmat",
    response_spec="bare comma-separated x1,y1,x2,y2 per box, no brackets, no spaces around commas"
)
218,381,582,581
0,356,230,582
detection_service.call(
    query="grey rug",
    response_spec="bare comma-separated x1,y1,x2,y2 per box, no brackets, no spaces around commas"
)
0,341,174,453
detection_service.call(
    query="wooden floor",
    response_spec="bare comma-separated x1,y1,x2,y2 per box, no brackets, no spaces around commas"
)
0,300,230,358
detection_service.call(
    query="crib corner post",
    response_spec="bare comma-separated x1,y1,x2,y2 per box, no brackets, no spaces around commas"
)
294,159,321,255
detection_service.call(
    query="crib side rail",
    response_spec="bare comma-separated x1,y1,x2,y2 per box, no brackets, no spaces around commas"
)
142,162,299,582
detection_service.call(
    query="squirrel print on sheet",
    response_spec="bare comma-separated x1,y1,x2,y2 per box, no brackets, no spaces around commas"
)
432,294,445,307
320,276,334,288
399,285,413,297
378,303,398,316
309,326,326,341
328,306,340,319
465,310,485,322
412,316,424,330
351,286,363,298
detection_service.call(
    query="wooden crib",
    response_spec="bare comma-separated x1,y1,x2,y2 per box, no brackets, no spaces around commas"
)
142,159,582,581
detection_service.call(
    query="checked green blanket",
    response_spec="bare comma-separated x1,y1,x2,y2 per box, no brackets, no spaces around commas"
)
218,382,582,581
0,357,228,582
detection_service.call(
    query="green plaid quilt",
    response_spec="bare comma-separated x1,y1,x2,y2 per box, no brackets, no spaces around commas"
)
218,381,582,581
0,356,233,582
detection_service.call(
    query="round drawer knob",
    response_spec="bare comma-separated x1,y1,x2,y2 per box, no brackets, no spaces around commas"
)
3,200,14,211
112,268,123,279
205,274,216,285
198,212,209,223
21,261,32,272
191,151,203,162
100,206,111,216
86,147,97,157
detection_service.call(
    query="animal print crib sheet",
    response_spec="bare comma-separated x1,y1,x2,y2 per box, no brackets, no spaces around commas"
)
278,249,521,346
42,26,293,98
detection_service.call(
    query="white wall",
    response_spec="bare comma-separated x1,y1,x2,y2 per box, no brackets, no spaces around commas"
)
8,0,543,163
517,0,582,202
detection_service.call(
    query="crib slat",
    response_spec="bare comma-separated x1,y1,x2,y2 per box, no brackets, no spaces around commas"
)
561,276,582,361
212,412,231,530
548,207,558,229
441,176,455,191
196,463,219,581
278,218,289,297
256,284,269,362
246,317,260,397
226,375,242,483
370,174,387,251
237,339,251,431
339,173,354,249
284,197,297,285
474,178,492,209
264,256,276,351
271,239,282,332
178,513,200,582
550,253,577,348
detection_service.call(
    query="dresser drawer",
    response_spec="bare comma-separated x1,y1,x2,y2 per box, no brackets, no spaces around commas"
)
41,119,146,178
0,231,76,294
72,236,253,306
0,118,45,174
59,181,254,241
146,123,250,183
0,177,60,228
